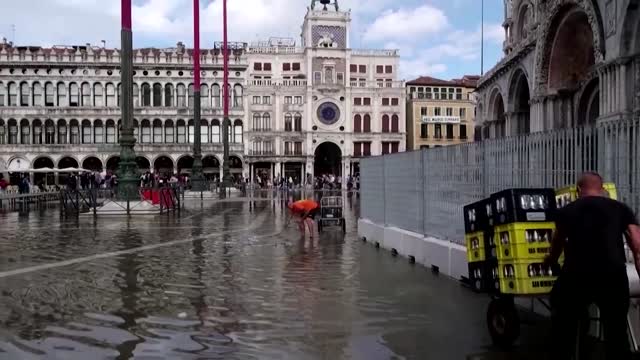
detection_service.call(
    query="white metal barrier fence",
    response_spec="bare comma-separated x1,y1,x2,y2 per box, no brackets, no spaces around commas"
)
361,118,640,245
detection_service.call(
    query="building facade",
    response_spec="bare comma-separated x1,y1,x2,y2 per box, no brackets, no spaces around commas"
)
475,0,640,138
405,76,478,150
0,0,405,186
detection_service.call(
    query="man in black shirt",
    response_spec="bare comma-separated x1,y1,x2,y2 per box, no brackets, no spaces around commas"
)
546,172,640,359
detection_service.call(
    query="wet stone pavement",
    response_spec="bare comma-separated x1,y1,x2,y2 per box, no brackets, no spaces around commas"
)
0,194,550,359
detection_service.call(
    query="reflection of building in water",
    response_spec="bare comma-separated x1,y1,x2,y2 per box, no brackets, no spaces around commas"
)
0,0,404,186
475,0,640,138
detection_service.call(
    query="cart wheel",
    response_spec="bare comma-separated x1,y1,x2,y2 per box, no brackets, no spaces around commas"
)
487,297,520,348
341,219,346,233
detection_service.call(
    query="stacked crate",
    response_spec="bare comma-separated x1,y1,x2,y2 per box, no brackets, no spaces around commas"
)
465,189,561,295
491,189,559,295
556,182,618,208
464,199,499,292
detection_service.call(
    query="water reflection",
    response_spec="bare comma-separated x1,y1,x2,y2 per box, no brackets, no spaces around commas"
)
0,196,532,359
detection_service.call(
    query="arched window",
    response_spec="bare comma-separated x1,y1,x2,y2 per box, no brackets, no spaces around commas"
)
32,82,43,106
81,82,91,106
133,83,139,107
354,114,362,133
391,114,399,133
200,119,209,143
20,119,30,144
80,83,93,107
211,119,220,143
106,120,116,144
176,120,186,143
177,84,186,107
187,119,194,143
8,119,18,144
253,113,261,131
70,120,80,144
45,120,55,144
200,84,209,108
212,84,221,108
69,83,79,107
188,84,194,108
8,82,18,106
0,82,5,106
141,119,151,143
164,120,174,143
363,114,371,133
141,83,151,107
94,119,104,143
106,83,116,107
285,114,292,131
164,84,174,107
233,84,243,107
263,113,271,131
45,82,55,107
382,115,390,133
294,113,302,132
153,83,162,107
94,83,104,107
81,120,91,144
57,120,68,144
32,119,42,144
153,119,163,143
227,119,233,143
20,82,30,106
57,82,66,106
234,120,243,144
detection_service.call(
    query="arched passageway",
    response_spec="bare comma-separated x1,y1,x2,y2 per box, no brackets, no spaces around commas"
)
509,70,530,135
314,142,342,177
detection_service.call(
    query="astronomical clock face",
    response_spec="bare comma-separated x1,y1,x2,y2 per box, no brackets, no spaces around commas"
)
317,102,340,125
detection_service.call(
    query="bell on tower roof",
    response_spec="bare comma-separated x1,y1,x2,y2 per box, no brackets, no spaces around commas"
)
311,0,339,11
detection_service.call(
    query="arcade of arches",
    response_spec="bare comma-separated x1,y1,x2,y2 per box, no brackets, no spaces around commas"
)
477,0,640,138
1,153,245,185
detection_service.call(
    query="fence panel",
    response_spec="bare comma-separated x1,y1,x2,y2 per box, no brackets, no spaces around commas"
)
360,156,385,224
360,117,640,244
383,151,423,234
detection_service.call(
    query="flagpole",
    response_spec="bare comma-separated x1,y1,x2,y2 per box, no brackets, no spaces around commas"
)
221,0,231,198
481,0,484,75
191,0,205,191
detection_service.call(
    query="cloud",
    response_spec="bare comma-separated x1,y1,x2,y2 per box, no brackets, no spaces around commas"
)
363,5,448,42
400,59,447,80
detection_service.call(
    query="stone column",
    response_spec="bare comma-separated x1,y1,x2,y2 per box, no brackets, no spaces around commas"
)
620,63,626,112
275,161,281,179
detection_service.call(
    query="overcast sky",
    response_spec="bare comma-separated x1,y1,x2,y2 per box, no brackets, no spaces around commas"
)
0,0,505,80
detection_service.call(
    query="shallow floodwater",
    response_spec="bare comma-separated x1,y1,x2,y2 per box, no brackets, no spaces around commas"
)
0,195,548,359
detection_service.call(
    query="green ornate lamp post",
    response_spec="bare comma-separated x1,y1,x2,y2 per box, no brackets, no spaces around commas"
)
117,0,140,200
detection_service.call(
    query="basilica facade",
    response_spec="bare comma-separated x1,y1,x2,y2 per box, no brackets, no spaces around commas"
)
476,0,640,138
0,0,404,186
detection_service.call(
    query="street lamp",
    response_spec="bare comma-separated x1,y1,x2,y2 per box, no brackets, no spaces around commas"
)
190,0,205,191
117,0,139,200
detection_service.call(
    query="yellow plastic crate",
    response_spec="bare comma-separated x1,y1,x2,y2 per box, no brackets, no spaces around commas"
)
497,260,561,295
556,183,618,208
494,222,556,261
465,231,485,263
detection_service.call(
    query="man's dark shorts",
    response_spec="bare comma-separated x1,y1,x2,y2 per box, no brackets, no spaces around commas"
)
305,208,320,219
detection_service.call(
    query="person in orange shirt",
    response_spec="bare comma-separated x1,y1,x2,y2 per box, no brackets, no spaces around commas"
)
288,199,320,237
